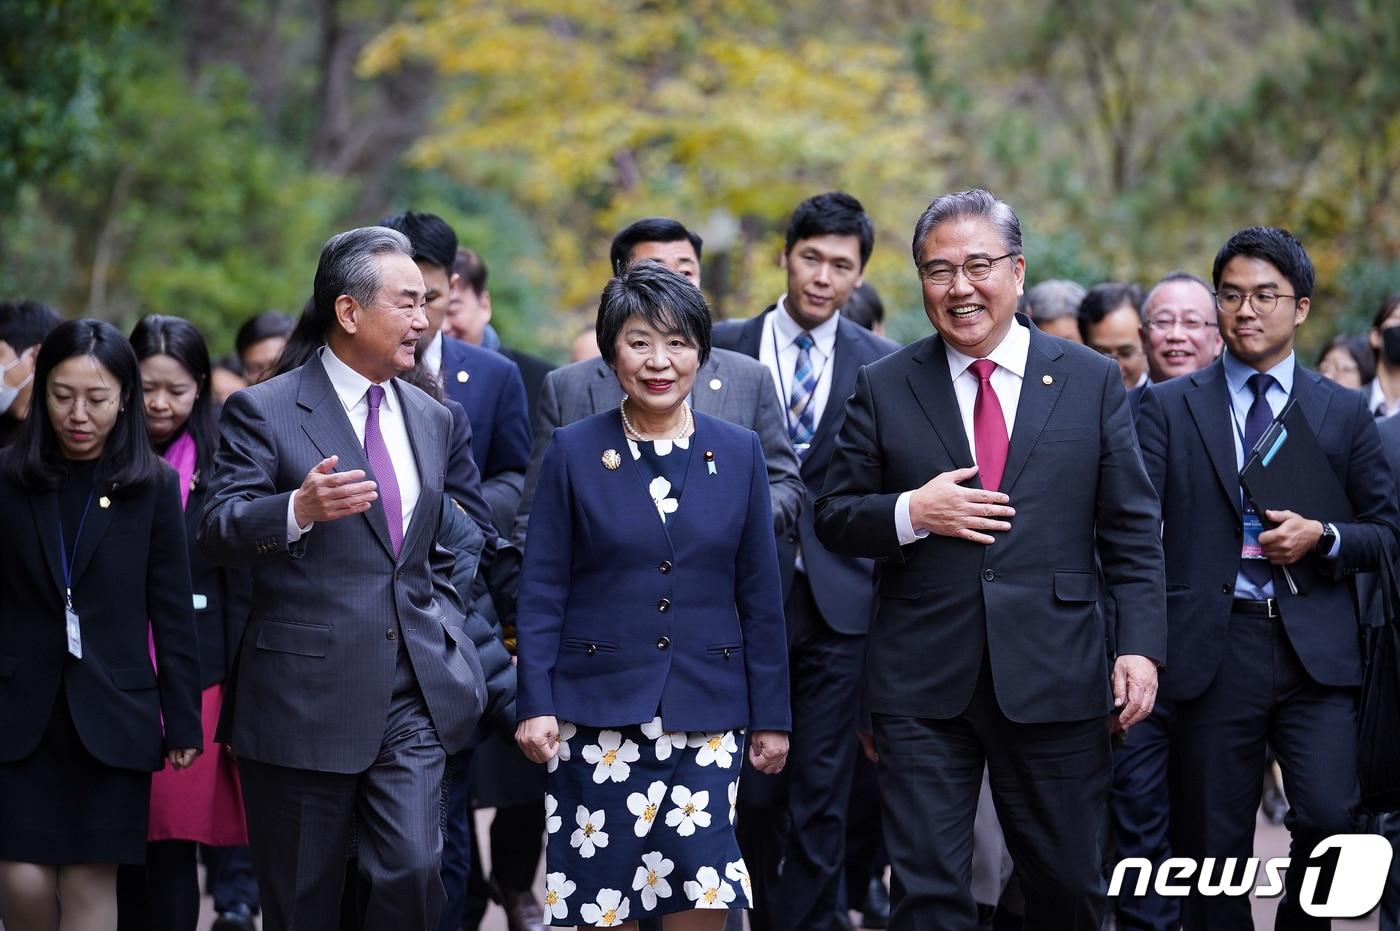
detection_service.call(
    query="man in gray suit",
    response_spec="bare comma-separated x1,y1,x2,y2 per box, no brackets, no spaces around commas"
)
200,227,487,931
513,217,804,545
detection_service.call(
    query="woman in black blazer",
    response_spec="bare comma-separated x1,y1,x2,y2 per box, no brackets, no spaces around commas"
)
0,320,201,931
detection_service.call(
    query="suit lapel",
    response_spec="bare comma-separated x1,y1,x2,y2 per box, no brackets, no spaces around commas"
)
1184,360,1242,517
297,357,395,559
588,361,625,414
733,310,769,360
69,476,116,586
1292,367,1333,440
1001,327,1067,495
614,415,677,554
906,335,976,473
691,355,727,416
803,320,860,473
31,492,67,596
396,382,441,562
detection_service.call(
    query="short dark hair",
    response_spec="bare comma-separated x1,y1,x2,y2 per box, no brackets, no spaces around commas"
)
453,247,489,296
1369,291,1400,331
1140,272,1214,323
1077,281,1144,343
212,354,244,377
0,299,62,351
1022,279,1086,323
3,319,161,493
841,282,885,331
234,310,295,358
595,261,712,368
912,189,1022,265
129,314,218,485
785,192,874,269
1211,226,1315,299
1317,333,1376,385
380,210,458,273
610,218,704,275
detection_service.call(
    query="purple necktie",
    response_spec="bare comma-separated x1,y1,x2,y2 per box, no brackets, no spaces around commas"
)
364,385,403,557
969,359,1009,492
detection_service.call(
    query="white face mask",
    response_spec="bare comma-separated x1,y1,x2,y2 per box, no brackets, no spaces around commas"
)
0,348,36,417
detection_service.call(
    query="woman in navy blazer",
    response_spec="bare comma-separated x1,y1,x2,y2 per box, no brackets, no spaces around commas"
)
516,262,789,929
0,320,201,931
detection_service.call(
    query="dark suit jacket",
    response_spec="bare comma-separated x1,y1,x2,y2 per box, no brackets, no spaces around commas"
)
199,354,487,773
440,335,531,533
501,346,556,427
185,478,251,688
516,410,790,733
0,465,202,770
1137,358,1400,700
815,320,1167,723
513,348,804,546
713,308,900,635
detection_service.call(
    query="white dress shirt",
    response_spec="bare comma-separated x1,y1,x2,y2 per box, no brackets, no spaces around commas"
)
422,330,444,379
287,346,423,542
895,320,1030,545
758,296,841,442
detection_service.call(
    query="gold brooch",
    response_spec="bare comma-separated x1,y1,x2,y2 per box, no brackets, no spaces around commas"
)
98,496,111,509
602,449,622,470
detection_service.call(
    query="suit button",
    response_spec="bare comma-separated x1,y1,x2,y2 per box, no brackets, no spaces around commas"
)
1221,584,1231,594
723,647,732,658
386,628,397,641
786,535,797,544
657,598,671,612
983,569,996,582
659,560,673,574
395,569,404,580
586,644,597,656
657,637,671,650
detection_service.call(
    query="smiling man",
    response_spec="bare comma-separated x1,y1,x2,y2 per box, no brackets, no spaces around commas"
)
1136,226,1399,929
712,191,898,931
815,189,1165,929
200,227,487,931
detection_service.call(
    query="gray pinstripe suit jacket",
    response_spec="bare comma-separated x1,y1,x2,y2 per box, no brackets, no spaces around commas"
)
199,354,486,774
511,347,803,548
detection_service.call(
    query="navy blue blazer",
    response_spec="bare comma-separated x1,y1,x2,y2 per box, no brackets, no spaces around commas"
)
1137,358,1400,701
712,308,900,635
515,409,791,734
440,335,531,529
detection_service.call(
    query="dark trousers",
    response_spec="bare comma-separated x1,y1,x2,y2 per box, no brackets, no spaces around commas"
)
1170,609,1362,931
240,654,447,931
742,571,865,931
842,746,887,912
873,656,1111,931
1108,696,1176,931
439,748,475,931
204,844,262,913
116,839,199,931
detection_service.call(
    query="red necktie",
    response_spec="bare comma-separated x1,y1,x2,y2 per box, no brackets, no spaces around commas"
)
969,359,1009,492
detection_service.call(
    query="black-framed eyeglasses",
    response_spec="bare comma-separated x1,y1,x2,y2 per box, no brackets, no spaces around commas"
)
919,253,1018,286
1214,289,1299,316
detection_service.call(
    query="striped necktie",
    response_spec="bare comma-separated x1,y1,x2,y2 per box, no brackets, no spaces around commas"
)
789,331,818,449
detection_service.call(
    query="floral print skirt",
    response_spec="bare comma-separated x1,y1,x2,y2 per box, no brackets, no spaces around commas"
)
543,718,750,927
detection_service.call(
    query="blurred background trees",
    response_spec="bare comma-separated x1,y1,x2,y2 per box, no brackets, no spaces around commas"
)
3,0,1397,356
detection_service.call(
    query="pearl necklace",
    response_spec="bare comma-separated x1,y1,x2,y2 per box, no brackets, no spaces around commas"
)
620,398,692,442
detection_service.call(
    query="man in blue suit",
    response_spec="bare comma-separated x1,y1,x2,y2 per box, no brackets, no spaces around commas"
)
1136,226,1400,929
712,191,899,931
382,211,532,535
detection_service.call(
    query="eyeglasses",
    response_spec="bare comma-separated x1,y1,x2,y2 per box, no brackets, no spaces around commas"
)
1094,344,1144,362
919,253,1017,286
1214,289,1299,316
47,393,119,414
1144,314,1214,333
1318,360,1360,377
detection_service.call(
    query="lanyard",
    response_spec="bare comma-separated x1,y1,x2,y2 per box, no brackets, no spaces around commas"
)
58,487,97,610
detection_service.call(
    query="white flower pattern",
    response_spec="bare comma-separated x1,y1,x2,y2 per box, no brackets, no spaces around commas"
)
689,731,738,769
640,716,687,761
631,851,675,911
664,784,711,837
728,780,738,825
570,805,609,859
647,476,679,523
548,721,578,774
543,872,575,921
579,888,630,926
582,730,642,784
683,866,736,909
626,780,667,837
545,793,561,835
725,860,753,906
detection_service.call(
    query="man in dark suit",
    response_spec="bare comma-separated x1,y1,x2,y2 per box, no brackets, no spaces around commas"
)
815,189,1165,929
712,192,899,931
1136,226,1399,929
200,227,488,931
1377,414,1400,931
382,211,532,535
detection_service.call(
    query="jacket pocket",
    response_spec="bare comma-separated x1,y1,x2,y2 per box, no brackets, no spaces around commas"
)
562,638,618,654
1053,570,1098,603
111,664,158,690
256,618,332,658
705,643,743,658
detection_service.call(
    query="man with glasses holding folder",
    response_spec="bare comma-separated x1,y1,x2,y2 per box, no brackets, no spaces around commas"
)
1136,226,1400,929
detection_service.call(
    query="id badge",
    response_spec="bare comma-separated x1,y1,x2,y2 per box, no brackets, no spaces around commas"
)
65,606,83,658
1241,511,1267,561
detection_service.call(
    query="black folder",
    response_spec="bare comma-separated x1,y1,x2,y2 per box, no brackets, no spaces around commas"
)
1240,398,1352,594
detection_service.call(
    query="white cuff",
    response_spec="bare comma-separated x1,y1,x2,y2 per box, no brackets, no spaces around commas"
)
287,491,313,543
895,491,930,546
1324,522,1341,560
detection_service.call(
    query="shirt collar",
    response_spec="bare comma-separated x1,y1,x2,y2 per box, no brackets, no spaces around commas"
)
422,331,444,376
320,345,397,414
1222,349,1294,400
1370,379,1388,414
774,295,840,356
943,318,1031,381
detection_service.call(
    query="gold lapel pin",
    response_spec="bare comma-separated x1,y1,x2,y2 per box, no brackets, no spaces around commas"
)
602,449,622,470
1042,374,1054,385
709,378,722,391
456,370,470,384
98,496,111,509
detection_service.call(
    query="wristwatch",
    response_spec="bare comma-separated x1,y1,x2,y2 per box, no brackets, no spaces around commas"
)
1314,522,1337,556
